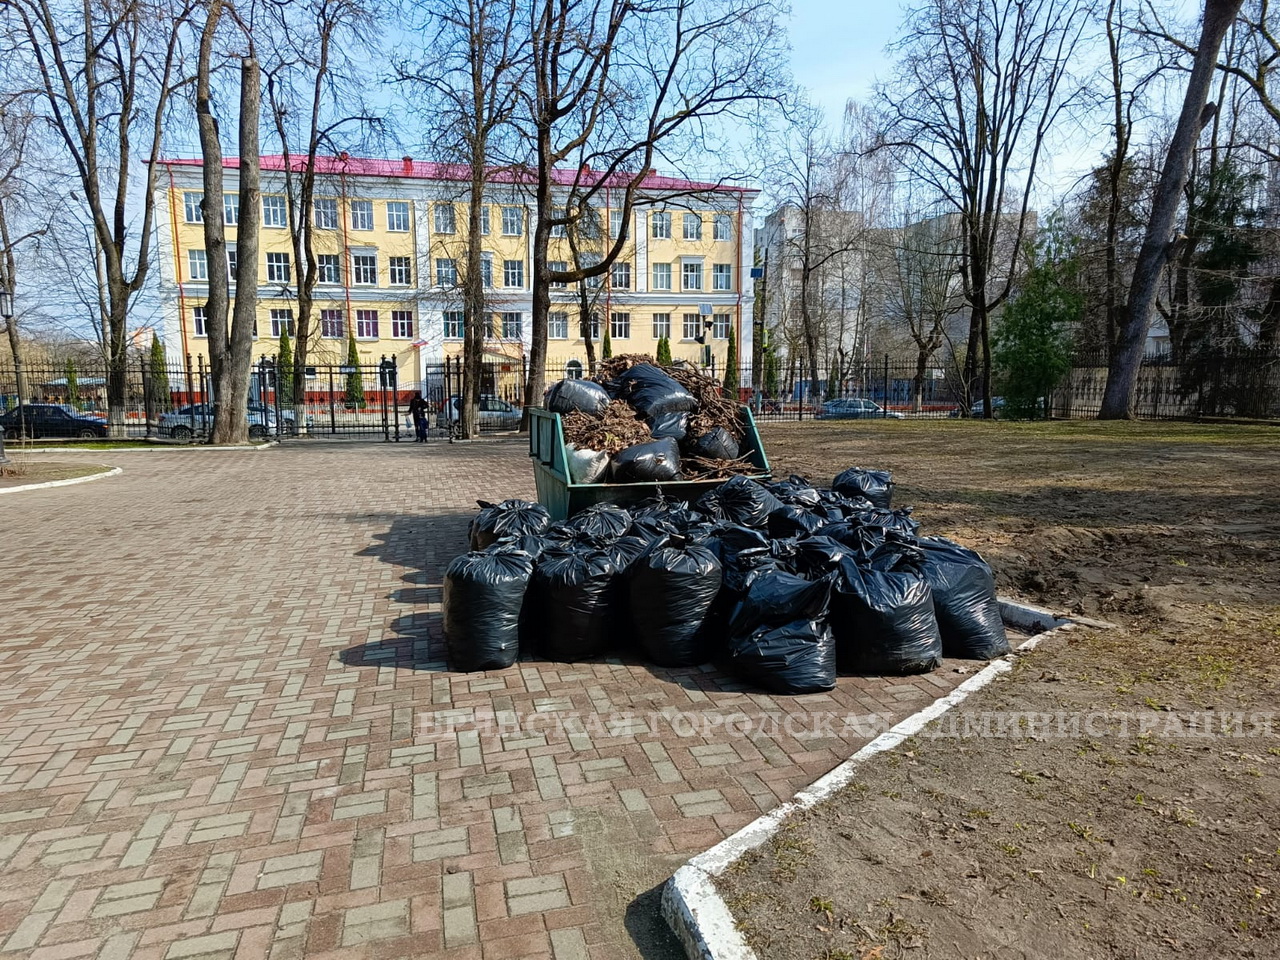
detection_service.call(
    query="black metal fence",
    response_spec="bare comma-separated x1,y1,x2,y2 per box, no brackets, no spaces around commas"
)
4,349,1276,441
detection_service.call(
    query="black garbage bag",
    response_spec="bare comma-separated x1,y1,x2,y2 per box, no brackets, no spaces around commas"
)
649,411,690,442
767,504,827,539
488,533,549,559
606,534,652,576
768,475,823,508
726,571,837,694
618,363,698,418
610,438,682,483
695,476,782,529
631,497,700,541
530,546,618,661
443,547,535,671
566,503,633,541
832,467,895,509
685,427,740,462
817,489,876,519
833,554,942,675
790,536,853,578
546,378,611,416
470,499,552,551
630,537,723,666
917,537,1009,659
819,521,886,561
853,506,921,538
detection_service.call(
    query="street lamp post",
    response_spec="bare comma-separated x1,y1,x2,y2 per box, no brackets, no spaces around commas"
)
0,289,11,464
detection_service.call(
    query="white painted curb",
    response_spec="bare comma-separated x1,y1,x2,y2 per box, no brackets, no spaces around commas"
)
0,465,122,495
17,442,276,453
660,599,1111,960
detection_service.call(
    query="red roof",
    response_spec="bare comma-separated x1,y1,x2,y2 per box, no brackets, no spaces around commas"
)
160,155,756,194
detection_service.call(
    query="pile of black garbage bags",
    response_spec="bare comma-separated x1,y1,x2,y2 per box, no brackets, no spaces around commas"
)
545,366,742,484
442,468,1011,695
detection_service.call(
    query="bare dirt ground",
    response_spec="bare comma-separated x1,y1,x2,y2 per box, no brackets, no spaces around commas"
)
0,458,111,488
717,420,1280,960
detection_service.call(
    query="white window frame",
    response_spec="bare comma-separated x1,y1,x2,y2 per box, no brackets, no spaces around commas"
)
683,213,702,241
355,309,379,339
500,311,522,339
610,312,631,339
652,313,671,339
270,308,295,338
713,314,731,339
183,192,204,224
223,194,239,226
501,206,523,236
266,251,291,283
386,201,410,232
352,253,377,285
714,213,732,241
480,254,493,288
610,262,631,289
318,254,341,284
651,211,671,239
651,262,672,291
549,221,567,238
480,207,490,235
549,312,569,339
262,195,288,228
389,256,411,286
503,259,524,288
314,197,338,230
187,249,208,281
390,310,414,339
320,309,345,339
682,313,702,341
434,203,456,234
713,263,732,291
227,245,238,280
549,260,568,289
436,258,457,287
681,259,703,291
609,209,625,239
349,199,374,231
443,311,464,340
193,306,207,337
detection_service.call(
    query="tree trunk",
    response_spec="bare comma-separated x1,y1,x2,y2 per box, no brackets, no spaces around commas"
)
463,167,485,440
523,124,553,428
212,57,260,444
196,0,229,414
1100,0,1243,419
913,347,927,413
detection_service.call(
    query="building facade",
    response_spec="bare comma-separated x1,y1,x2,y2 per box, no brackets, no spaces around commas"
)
154,156,758,391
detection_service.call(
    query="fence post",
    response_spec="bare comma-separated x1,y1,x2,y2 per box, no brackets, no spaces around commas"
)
882,354,890,418
271,354,283,439
141,355,153,438
328,366,337,436
193,355,203,439
379,356,389,442
390,358,401,442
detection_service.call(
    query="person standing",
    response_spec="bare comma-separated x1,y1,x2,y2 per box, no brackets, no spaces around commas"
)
408,391,429,442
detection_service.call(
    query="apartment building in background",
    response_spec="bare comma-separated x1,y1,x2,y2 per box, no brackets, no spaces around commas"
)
154,155,758,389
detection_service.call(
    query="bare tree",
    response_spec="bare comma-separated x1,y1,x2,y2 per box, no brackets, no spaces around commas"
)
195,0,230,430
523,0,785,421
1101,0,1245,417
0,95,47,401
879,0,1091,416
397,0,527,438
9,0,193,434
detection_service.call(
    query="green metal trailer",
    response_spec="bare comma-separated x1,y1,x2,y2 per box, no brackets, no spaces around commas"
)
527,405,772,521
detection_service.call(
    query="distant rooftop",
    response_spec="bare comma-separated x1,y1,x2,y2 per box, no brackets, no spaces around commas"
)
160,155,757,195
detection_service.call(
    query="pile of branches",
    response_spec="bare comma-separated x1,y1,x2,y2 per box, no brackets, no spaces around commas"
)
683,453,758,479
560,401,652,455
668,364,745,440
595,353,655,383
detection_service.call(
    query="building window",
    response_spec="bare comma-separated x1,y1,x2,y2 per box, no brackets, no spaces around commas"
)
713,313,731,339
610,312,630,339
386,201,410,232
682,313,702,340
549,312,569,339
353,254,377,285
652,262,672,290
503,259,524,288
227,245,237,280
681,260,703,291
346,199,371,230
651,211,671,239
480,207,490,235
320,309,344,338
223,194,239,226
565,359,584,380
683,213,702,241
318,254,341,284
501,206,523,236
580,208,601,240
270,308,295,338
610,261,631,289
266,251,291,283
609,209,625,239
480,254,493,288
443,311,464,339
434,203,456,234
652,313,671,339
588,315,601,340
714,213,732,241
262,195,288,228
193,306,207,337
549,260,568,289
314,197,338,229
549,221,566,238
265,252,291,283
713,263,732,291
391,310,414,339
188,249,208,281
389,256,411,285
356,309,379,338
183,192,204,224
436,258,457,287
501,311,522,339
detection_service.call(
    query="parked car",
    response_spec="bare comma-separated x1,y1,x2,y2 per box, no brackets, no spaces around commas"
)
0,403,110,439
158,403,299,441
437,395,522,431
949,397,1014,418
816,398,905,420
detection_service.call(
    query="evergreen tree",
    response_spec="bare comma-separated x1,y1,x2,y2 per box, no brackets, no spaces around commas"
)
763,346,779,398
148,335,171,413
278,329,294,406
65,358,80,408
602,327,612,359
656,335,672,366
723,327,738,394
343,330,365,408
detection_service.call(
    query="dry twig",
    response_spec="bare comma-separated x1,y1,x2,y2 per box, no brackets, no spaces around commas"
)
560,401,651,455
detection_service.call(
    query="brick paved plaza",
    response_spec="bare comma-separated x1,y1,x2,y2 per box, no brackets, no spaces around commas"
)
0,442,975,959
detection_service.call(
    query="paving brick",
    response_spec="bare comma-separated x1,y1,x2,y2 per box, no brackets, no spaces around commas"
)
341,899,409,946
256,850,323,889
412,826,470,862
505,875,571,916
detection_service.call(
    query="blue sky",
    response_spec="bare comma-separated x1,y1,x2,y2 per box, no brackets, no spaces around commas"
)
787,0,905,122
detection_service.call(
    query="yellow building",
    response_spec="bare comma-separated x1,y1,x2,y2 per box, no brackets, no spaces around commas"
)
155,156,759,391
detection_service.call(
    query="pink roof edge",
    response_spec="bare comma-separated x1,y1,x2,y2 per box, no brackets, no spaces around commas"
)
160,155,757,195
